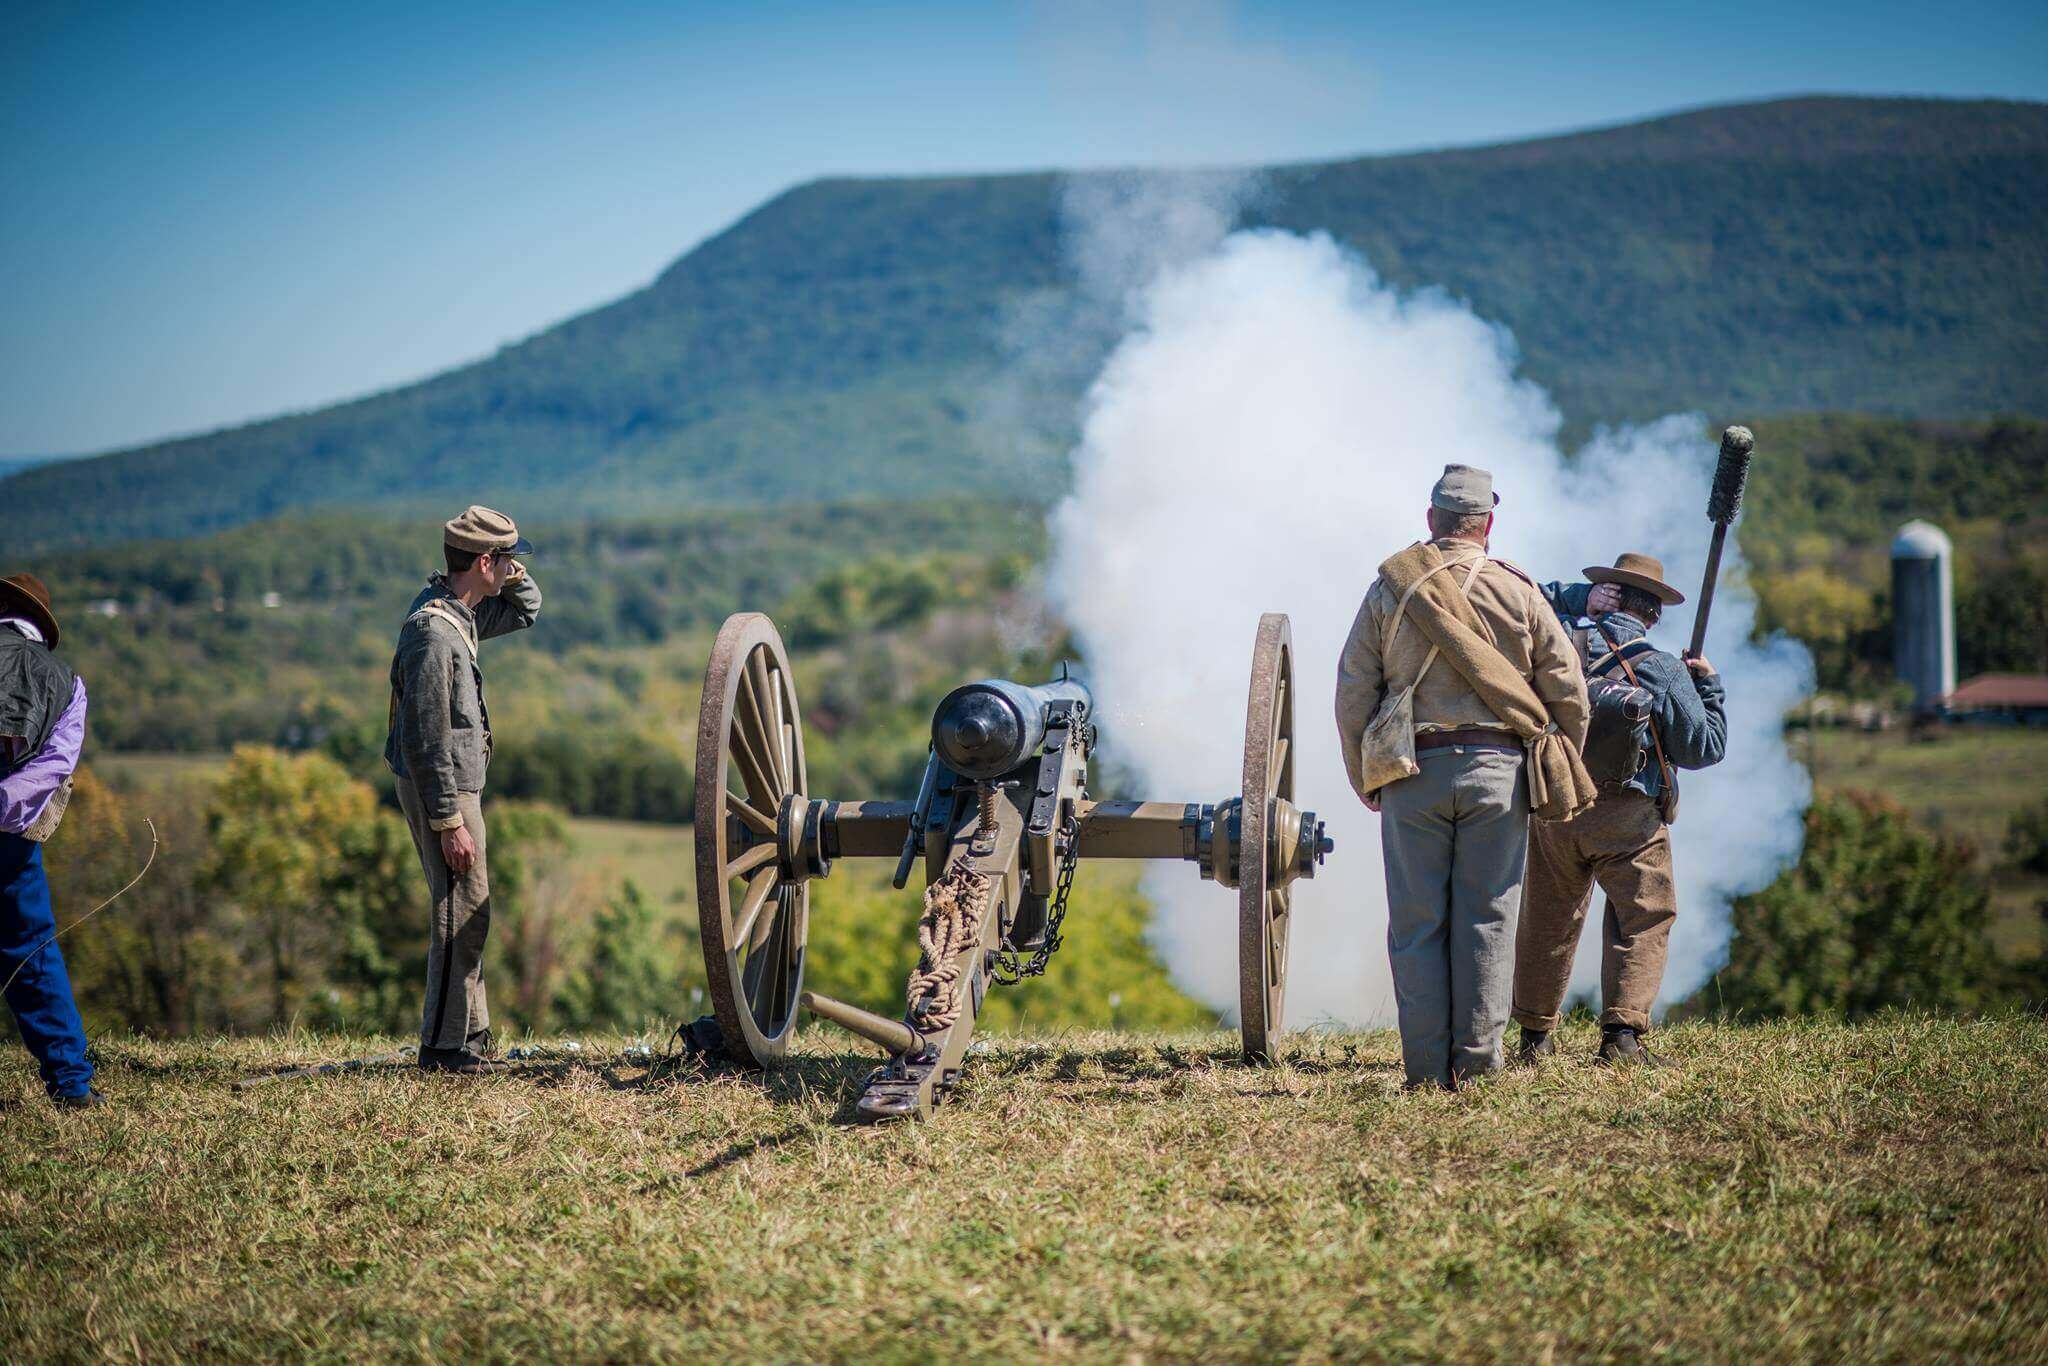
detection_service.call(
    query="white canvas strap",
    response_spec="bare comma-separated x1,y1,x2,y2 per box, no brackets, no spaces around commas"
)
414,598,477,660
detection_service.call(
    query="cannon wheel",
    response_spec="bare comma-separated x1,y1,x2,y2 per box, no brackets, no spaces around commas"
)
1237,613,1295,1063
694,613,810,1067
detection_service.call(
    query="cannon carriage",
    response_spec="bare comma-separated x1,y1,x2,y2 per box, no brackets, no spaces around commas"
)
693,610,1331,1122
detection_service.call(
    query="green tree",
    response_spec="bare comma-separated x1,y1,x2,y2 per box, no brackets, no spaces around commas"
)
318,804,425,1033
2004,795,2048,876
42,769,239,1036
485,801,579,1034
204,747,390,1027
1699,792,2007,1019
561,880,673,1034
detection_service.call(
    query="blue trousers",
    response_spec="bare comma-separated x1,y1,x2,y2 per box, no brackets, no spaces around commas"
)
1,832,94,1097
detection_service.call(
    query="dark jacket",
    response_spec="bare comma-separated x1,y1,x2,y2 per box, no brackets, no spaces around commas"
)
0,627,76,771
1541,581,1726,804
383,570,542,827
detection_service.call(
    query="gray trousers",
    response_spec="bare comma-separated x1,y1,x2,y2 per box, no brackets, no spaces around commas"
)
395,779,491,1051
1380,746,1528,1087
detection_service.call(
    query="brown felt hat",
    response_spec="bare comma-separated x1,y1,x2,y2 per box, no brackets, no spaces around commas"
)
0,572,61,648
1585,551,1686,607
443,505,534,557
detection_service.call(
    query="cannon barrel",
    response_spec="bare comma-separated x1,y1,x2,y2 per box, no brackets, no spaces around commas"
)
932,675,1092,781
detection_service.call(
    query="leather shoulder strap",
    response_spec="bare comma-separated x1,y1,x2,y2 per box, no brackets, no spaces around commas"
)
1596,621,1674,794
1587,637,1655,678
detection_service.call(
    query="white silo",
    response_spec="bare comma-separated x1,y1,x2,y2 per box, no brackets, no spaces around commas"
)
1891,520,1955,715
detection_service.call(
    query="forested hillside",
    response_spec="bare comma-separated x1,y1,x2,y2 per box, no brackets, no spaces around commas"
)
9,96,2045,551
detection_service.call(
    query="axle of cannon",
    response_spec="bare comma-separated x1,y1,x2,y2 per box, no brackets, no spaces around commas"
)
694,610,1329,1099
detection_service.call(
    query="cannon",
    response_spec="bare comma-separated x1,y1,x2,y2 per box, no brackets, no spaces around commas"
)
692,610,1331,1122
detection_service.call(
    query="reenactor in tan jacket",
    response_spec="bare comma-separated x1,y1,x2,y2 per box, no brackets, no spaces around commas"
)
1336,466,1589,1089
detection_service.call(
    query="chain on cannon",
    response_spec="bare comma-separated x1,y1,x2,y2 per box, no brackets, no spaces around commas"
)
690,611,1332,1123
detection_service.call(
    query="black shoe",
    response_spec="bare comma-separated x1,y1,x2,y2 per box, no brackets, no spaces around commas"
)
1517,1027,1555,1066
1595,1026,1671,1068
51,1087,105,1109
467,1028,498,1059
418,1045,509,1075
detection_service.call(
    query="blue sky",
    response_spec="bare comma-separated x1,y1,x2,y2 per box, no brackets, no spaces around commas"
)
4,0,2043,458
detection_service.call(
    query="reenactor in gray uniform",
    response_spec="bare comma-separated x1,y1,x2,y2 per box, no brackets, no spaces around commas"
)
1513,553,1726,1066
1337,466,1589,1089
385,507,542,1074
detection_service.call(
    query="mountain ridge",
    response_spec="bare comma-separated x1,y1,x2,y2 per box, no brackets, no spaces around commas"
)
10,95,2046,552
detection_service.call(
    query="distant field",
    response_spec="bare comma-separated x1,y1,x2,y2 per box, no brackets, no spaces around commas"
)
563,816,694,910
1804,725,2048,850
3,1019,2042,1358
89,750,228,785
1804,724,2048,955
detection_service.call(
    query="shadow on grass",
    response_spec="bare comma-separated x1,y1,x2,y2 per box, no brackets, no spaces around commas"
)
980,1040,1398,1087
214,1039,1402,1120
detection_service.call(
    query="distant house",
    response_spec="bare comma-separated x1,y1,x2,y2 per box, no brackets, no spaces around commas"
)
1947,674,2048,725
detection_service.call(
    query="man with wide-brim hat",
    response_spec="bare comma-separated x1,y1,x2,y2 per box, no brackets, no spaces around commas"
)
1512,551,1727,1067
0,572,102,1107
384,507,542,1074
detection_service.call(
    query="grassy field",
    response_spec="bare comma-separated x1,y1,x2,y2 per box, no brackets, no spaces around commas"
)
3,1019,2042,1360
561,816,695,911
1804,725,2048,852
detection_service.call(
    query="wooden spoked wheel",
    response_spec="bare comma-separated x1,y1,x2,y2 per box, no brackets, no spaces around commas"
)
694,613,810,1066
1237,613,1295,1063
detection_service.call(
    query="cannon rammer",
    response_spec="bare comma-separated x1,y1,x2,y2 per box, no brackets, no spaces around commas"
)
692,611,1331,1122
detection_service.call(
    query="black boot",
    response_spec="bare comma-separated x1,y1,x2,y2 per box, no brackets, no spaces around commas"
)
1595,1026,1670,1068
50,1087,105,1109
418,1044,509,1075
1517,1027,1555,1065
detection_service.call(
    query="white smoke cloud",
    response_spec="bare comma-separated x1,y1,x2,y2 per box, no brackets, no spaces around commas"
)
1044,196,1812,1027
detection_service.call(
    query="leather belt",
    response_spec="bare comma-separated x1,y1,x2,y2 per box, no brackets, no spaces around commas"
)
1415,727,1521,754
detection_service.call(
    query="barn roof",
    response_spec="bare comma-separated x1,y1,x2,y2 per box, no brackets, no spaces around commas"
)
1949,673,2048,709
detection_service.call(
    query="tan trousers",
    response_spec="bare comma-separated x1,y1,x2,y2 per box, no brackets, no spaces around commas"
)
395,779,491,1050
1511,787,1675,1034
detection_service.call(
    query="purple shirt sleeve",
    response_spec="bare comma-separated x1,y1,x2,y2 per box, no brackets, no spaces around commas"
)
1,676,87,835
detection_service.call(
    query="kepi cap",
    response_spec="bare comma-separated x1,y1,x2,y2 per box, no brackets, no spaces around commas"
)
1430,464,1499,515
0,572,60,648
444,505,534,557
1585,551,1686,606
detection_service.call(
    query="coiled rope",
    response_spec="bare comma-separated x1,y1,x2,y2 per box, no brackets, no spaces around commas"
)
905,865,992,1030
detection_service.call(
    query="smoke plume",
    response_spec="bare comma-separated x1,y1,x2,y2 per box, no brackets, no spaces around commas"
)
1042,181,1812,1027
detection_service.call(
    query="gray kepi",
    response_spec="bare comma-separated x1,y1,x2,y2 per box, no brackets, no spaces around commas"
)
1431,464,1499,515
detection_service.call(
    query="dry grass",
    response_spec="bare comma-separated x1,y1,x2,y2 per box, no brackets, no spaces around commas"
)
3,1018,2044,1361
